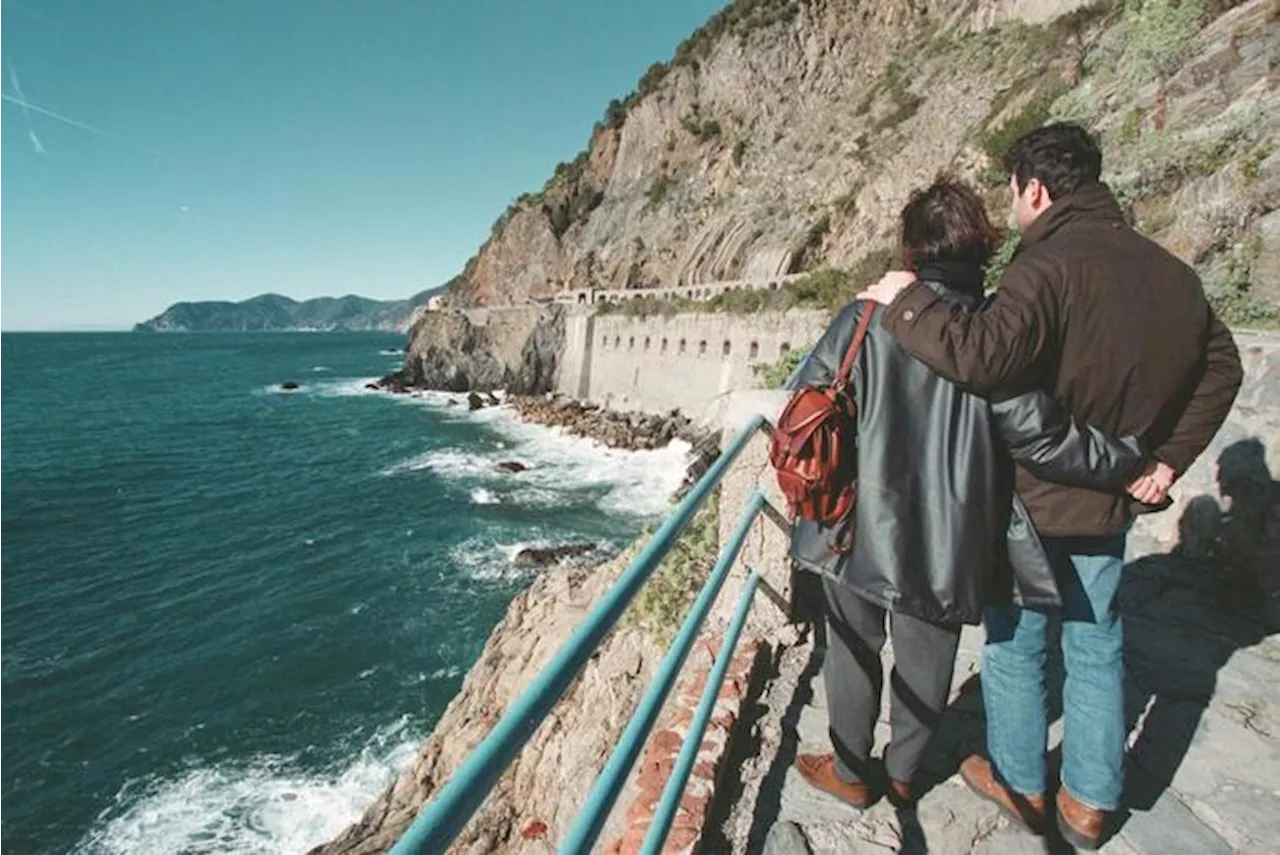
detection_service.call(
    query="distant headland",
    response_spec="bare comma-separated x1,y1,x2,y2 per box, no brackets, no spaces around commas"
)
133,288,444,333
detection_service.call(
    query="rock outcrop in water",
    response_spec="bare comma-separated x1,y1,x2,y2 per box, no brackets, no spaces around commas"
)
506,395,709,452
511,543,599,569
382,306,566,396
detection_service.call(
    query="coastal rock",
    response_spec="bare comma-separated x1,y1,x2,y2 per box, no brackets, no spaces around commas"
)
397,306,565,395
467,392,485,411
496,461,529,473
511,543,598,569
280,381,299,391
376,370,410,394
505,395,712,454
310,546,666,855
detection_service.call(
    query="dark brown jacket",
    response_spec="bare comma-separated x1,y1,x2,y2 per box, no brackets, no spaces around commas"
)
884,183,1244,537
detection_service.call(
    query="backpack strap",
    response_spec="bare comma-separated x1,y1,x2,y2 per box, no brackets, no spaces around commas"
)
833,302,876,393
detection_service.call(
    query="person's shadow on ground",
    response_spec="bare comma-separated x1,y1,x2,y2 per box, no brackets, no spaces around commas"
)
1110,438,1276,838
913,439,1276,850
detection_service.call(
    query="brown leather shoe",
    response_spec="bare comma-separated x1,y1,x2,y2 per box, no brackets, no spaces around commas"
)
959,755,1047,834
1056,786,1105,850
887,779,914,808
794,754,880,809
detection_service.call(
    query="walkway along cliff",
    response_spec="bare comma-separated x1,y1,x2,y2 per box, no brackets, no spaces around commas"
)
319,332,1279,854
323,0,1279,851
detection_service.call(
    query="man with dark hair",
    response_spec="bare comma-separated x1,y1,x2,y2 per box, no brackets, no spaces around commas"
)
859,122,1243,849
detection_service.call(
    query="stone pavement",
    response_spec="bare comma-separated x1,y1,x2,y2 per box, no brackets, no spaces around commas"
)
717,549,1280,854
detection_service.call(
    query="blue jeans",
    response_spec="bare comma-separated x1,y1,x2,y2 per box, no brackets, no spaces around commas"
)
981,533,1127,810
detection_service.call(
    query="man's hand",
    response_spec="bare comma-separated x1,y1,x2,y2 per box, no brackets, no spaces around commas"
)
856,270,918,305
1126,460,1177,505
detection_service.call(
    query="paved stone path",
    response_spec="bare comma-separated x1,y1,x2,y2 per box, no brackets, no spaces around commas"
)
719,552,1280,854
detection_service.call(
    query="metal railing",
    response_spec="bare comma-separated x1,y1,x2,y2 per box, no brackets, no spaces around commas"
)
390,414,771,854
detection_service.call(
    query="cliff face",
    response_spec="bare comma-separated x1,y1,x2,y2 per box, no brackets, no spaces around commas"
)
441,0,1277,324
393,306,565,394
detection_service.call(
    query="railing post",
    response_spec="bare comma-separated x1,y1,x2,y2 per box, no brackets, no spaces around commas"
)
559,492,768,854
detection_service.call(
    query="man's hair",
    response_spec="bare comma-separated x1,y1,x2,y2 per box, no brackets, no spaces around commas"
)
899,178,1001,270
1002,122,1103,198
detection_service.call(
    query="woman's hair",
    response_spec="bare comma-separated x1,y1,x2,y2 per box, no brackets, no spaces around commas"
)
898,178,1001,270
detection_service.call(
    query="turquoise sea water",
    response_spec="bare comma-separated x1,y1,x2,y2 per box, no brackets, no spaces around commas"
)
1,333,689,854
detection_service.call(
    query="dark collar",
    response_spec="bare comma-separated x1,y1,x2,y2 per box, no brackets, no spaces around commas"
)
915,260,986,301
1021,182,1125,247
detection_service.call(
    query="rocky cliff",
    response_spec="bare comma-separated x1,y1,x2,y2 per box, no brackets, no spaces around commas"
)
435,0,1277,321
383,306,565,394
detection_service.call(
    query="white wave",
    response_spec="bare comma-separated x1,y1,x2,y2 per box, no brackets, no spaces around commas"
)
259,384,303,396
447,536,611,583
309,378,382,398
382,404,690,518
310,366,331,373
76,717,420,855
447,538,520,582
470,488,500,505
399,666,460,687
254,378,383,399
381,448,493,479
448,537,545,582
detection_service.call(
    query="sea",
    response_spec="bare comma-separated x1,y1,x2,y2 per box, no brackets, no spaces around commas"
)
1,332,691,855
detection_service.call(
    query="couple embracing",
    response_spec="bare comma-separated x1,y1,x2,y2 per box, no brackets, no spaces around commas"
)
785,122,1242,849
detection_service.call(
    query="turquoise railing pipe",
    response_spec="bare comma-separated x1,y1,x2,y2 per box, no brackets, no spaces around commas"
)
559,490,768,854
389,414,765,855
640,569,761,855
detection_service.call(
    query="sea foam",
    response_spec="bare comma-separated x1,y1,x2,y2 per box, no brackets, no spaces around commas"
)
384,399,691,518
76,718,420,855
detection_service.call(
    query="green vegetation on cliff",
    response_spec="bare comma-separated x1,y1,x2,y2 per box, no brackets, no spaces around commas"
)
628,492,721,645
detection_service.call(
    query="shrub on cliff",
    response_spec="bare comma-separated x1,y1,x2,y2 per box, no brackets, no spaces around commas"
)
628,493,720,645
1123,0,1208,80
757,347,809,389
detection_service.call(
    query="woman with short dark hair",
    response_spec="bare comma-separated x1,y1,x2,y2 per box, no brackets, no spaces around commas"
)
787,178,1145,810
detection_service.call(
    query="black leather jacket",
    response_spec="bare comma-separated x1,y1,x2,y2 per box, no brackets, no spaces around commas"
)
788,263,1145,624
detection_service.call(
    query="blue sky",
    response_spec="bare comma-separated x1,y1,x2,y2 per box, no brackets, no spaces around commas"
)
1,0,724,330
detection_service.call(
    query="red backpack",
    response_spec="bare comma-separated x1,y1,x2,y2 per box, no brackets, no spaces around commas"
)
769,304,875,548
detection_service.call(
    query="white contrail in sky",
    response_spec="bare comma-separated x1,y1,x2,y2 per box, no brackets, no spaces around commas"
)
1,91,164,157
7,66,47,155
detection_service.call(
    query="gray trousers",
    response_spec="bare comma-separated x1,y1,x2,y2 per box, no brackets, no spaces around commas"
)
823,579,961,785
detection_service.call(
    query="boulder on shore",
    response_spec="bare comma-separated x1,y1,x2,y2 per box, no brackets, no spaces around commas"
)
504,395,712,453
377,370,411,394
512,543,598,569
